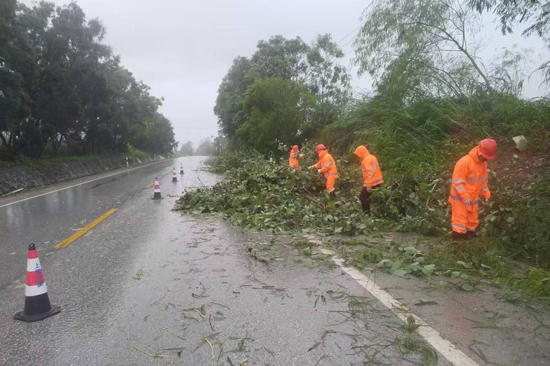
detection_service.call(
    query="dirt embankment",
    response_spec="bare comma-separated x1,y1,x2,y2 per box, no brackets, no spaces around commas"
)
0,155,165,196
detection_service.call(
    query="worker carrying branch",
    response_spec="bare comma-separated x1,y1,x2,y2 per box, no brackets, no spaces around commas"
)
449,139,497,240
309,144,339,194
354,145,384,213
288,145,304,170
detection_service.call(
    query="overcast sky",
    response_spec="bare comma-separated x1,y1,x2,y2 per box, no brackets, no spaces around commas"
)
23,0,550,147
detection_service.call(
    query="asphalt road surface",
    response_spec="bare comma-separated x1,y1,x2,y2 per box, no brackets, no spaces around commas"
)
0,156,546,366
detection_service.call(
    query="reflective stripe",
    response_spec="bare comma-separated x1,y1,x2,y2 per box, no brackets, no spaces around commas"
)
366,174,374,178
449,194,479,205
481,186,488,191
455,186,464,192
323,161,334,167
466,176,488,182
363,164,379,172
372,178,384,185
452,179,465,183
324,173,338,178
467,228,476,232
26,283,48,297
452,223,467,231
27,258,41,272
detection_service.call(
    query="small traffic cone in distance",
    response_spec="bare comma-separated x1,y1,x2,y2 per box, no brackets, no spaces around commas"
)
152,177,163,199
14,243,60,322
180,164,184,174
172,168,178,182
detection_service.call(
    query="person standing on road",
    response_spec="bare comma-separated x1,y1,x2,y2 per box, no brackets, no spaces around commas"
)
449,139,497,240
354,145,384,213
309,144,338,195
289,145,304,170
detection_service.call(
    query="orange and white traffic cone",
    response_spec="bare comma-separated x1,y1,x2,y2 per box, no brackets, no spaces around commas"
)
152,177,163,199
180,164,184,174
14,243,60,322
172,168,178,182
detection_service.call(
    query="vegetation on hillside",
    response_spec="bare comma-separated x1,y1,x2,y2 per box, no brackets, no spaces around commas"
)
0,1,177,160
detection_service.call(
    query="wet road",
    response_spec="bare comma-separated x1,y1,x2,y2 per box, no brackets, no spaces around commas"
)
0,157,450,365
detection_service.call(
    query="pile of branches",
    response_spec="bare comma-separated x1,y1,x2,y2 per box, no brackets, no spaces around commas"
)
176,150,385,236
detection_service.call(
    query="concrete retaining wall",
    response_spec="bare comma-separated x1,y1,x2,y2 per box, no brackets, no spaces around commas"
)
0,155,166,196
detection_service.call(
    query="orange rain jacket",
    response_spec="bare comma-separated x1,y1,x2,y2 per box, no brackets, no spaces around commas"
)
354,146,383,188
314,150,338,180
448,146,491,233
289,150,299,169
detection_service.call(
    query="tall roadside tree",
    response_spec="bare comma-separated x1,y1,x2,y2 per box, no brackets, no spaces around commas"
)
0,1,176,158
307,34,351,130
248,35,310,82
468,0,550,82
213,57,252,142
236,77,315,155
353,0,492,103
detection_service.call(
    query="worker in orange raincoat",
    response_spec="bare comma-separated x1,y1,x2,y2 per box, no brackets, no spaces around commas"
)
309,144,338,194
449,139,497,240
289,145,303,170
354,145,384,213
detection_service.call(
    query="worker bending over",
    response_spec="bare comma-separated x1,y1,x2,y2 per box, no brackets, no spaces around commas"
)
449,139,497,240
310,144,338,194
354,145,384,213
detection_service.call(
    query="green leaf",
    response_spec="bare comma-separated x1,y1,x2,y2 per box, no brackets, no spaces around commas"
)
415,257,425,264
451,271,461,278
377,259,393,268
461,284,474,292
391,261,402,271
391,269,407,277
456,261,473,269
403,246,419,256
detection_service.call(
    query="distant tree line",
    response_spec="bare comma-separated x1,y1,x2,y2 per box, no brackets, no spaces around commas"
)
179,137,225,156
0,1,177,159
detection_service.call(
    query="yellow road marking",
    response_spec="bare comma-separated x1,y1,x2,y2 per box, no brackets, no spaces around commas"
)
55,208,118,248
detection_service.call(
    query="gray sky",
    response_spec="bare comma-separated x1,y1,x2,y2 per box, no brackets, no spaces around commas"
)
23,0,549,147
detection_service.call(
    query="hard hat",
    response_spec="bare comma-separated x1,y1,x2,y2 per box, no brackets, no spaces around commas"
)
316,144,326,152
292,145,299,151
478,139,497,160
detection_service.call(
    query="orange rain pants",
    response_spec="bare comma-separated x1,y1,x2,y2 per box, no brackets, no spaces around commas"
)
449,146,490,234
314,150,338,192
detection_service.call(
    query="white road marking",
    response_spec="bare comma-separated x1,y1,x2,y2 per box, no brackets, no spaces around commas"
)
320,248,479,366
0,159,171,209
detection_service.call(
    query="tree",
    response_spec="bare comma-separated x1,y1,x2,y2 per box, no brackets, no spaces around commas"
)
248,35,310,82
236,77,315,155
307,34,351,129
213,57,252,141
180,141,194,156
195,138,215,156
353,0,492,103
0,1,176,158
468,0,550,82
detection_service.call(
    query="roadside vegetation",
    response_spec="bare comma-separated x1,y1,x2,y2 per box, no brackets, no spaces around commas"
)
0,1,177,161
178,0,550,301
176,0,550,304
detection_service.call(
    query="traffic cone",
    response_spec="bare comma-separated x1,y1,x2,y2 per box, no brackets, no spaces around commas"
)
152,177,163,199
172,168,178,182
14,244,60,322
180,164,184,174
